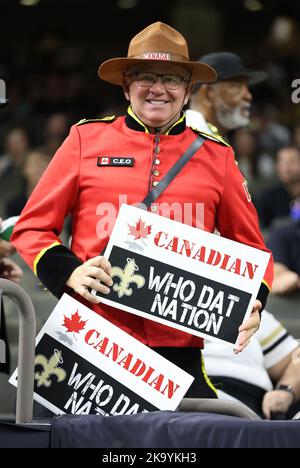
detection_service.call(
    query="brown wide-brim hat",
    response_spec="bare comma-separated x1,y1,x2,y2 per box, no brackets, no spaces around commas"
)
98,22,217,86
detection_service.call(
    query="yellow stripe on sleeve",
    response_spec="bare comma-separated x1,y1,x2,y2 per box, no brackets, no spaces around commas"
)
33,241,61,275
262,279,271,291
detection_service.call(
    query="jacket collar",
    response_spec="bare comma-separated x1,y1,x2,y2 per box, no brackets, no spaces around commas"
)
125,106,186,135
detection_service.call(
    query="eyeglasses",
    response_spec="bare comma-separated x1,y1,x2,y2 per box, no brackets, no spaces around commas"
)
125,72,190,90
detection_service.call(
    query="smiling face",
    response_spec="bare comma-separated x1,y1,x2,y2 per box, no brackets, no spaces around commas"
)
123,62,193,133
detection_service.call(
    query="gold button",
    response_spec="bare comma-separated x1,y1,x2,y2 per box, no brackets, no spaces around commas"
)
152,181,159,187
153,170,160,176
151,205,158,212
154,159,161,165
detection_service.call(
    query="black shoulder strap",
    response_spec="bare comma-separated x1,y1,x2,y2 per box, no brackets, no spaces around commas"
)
99,136,205,256
141,136,205,209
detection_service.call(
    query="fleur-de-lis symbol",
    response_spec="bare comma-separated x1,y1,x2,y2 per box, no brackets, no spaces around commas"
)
111,258,145,298
34,349,67,387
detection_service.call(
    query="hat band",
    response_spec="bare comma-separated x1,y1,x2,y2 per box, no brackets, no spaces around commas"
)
128,52,189,62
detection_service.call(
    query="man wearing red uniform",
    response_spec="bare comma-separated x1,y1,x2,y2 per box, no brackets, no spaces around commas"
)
11,22,273,398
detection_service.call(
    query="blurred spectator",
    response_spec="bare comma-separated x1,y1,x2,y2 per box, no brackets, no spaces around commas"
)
0,86,23,374
5,147,51,218
267,219,300,295
186,52,267,139
0,217,15,258
255,146,300,229
0,257,22,284
232,128,260,184
292,123,300,151
254,104,291,158
233,128,276,185
0,127,30,182
203,310,300,419
43,112,69,154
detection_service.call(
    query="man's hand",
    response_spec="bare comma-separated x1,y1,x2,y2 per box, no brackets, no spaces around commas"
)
66,256,113,304
0,258,23,282
234,300,262,354
262,389,294,419
0,238,15,257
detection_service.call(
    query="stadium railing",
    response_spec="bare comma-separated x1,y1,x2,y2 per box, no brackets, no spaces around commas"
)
0,278,35,423
0,279,263,423
178,397,261,420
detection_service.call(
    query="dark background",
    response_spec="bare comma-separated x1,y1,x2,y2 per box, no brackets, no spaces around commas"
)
1,0,300,146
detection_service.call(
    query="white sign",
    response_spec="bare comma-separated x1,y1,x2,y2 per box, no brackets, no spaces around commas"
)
94,204,270,347
9,294,193,416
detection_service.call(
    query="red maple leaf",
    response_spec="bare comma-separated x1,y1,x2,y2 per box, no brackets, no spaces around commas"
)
128,218,152,240
62,311,87,335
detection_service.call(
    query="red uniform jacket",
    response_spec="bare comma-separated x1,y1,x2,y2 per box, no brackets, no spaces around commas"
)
11,110,273,348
